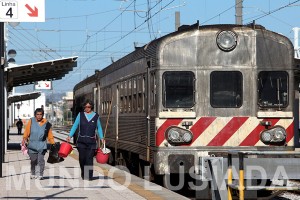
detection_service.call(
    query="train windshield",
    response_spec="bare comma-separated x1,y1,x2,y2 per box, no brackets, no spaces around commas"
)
163,71,194,108
258,71,288,109
210,71,243,108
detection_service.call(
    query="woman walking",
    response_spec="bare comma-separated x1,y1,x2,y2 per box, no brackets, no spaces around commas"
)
66,99,104,180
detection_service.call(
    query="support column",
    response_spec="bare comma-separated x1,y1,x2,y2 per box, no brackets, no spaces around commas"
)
0,22,5,177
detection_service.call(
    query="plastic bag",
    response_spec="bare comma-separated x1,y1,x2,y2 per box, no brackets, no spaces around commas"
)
20,143,28,156
47,142,64,164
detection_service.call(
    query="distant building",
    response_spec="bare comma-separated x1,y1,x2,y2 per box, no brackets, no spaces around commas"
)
62,91,73,110
11,93,46,126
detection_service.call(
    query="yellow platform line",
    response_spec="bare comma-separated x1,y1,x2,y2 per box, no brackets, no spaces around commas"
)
69,153,164,200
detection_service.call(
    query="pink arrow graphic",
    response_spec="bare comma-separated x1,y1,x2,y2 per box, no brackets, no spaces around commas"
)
45,83,49,87
25,4,38,17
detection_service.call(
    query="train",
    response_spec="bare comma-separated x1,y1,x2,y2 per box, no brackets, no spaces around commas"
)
73,22,300,198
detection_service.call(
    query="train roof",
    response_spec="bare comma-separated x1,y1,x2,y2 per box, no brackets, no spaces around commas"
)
74,22,291,90
73,72,98,91
97,23,267,76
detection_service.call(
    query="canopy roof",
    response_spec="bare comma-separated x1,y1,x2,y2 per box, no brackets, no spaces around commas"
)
5,56,78,92
8,92,41,105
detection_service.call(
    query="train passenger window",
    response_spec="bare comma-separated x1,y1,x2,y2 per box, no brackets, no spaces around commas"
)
132,78,137,112
210,71,242,108
163,71,195,108
120,96,124,113
128,80,132,112
151,72,156,109
258,71,288,109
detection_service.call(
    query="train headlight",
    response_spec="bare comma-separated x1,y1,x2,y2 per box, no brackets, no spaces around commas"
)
168,129,180,142
165,126,193,145
216,30,237,52
261,131,272,142
260,126,286,144
182,132,192,143
273,128,286,141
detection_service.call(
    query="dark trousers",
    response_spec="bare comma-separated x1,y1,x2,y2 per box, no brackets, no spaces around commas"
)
17,128,22,135
77,147,95,179
28,151,46,176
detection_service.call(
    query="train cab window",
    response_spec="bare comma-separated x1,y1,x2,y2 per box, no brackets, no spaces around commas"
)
210,71,242,108
163,71,195,108
258,71,288,109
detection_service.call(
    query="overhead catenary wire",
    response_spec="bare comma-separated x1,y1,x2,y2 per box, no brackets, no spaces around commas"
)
245,0,300,23
55,1,176,89
10,0,300,94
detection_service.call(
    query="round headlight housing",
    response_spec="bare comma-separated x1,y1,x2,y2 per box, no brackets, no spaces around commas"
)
165,126,193,145
260,126,286,144
216,30,237,51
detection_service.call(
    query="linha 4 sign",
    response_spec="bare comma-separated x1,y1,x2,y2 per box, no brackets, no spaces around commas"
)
0,0,45,22
35,81,52,90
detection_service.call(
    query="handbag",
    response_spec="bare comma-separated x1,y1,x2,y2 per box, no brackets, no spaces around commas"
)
47,142,64,164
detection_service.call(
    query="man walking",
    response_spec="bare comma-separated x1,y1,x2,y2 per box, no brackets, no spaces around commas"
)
16,118,23,135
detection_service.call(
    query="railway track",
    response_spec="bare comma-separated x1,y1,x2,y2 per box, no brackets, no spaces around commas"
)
52,125,74,144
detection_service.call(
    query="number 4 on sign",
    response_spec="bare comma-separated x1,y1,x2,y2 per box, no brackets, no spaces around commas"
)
6,7,13,18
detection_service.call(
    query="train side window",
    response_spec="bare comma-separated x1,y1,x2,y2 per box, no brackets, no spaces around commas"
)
258,71,288,109
132,78,137,112
163,71,195,108
124,81,127,112
128,79,132,113
119,83,124,113
120,96,123,113
101,102,105,114
137,76,142,112
143,75,146,112
150,72,156,109
210,71,243,108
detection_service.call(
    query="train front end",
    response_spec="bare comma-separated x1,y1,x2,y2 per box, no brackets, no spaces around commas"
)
152,24,300,185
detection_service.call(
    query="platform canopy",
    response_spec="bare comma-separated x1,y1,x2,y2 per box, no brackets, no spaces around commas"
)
5,56,78,92
7,91,41,105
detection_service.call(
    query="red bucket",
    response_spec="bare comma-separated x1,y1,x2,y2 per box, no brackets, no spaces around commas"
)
58,142,73,158
96,146,110,164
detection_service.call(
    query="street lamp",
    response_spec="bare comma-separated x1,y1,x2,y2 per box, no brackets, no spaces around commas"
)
7,49,16,58
7,58,15,64
7,49,17,67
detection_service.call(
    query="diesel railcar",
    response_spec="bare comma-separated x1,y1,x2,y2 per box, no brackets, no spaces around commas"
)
73,23,300,198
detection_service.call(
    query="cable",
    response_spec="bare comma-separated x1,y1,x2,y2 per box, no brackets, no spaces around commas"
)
245,0,300,23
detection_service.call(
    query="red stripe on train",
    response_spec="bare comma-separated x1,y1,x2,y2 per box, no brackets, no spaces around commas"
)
156,118,183,146
286,122,294,143
239,119,280,146
207,117,248,146
190,117,216,144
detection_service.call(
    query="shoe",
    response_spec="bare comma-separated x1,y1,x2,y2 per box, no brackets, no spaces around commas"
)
38,176,44,180
30,175,36,179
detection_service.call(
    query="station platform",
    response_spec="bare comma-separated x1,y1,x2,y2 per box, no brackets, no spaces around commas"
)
1,127,188,200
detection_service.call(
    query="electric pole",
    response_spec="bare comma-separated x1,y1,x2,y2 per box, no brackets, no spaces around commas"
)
235,0,243,25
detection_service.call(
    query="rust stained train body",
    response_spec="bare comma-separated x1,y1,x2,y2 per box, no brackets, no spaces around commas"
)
73,23,300,196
